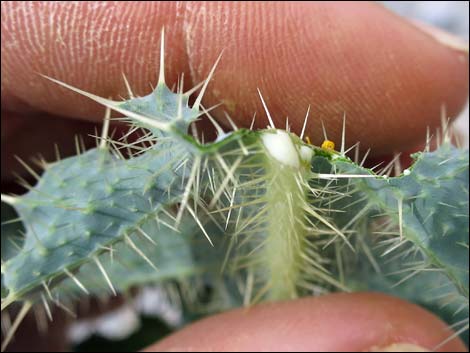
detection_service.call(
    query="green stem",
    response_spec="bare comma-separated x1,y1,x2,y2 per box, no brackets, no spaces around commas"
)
263,157,308,300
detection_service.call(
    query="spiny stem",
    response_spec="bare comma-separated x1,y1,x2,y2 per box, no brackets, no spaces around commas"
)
260,155,309,300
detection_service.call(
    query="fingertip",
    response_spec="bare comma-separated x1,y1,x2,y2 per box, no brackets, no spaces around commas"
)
185,2,468,154
1,2,189,120
146,293,467,352
1,2,468,155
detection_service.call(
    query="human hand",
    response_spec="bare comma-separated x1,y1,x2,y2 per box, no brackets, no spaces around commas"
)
1,2,468,352
147,293,466,352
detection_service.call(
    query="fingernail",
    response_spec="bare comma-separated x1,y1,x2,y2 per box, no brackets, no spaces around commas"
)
371,343,430,352
410,19,469,54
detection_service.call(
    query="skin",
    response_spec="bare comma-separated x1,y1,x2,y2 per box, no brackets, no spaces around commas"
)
1,2,468,351
147,293,467,352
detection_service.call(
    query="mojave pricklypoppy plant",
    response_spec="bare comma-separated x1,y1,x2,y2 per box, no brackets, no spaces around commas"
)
1,30,468,351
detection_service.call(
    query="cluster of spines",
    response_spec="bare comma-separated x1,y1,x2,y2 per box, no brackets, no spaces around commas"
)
207,100,379,303
0,29,228,351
